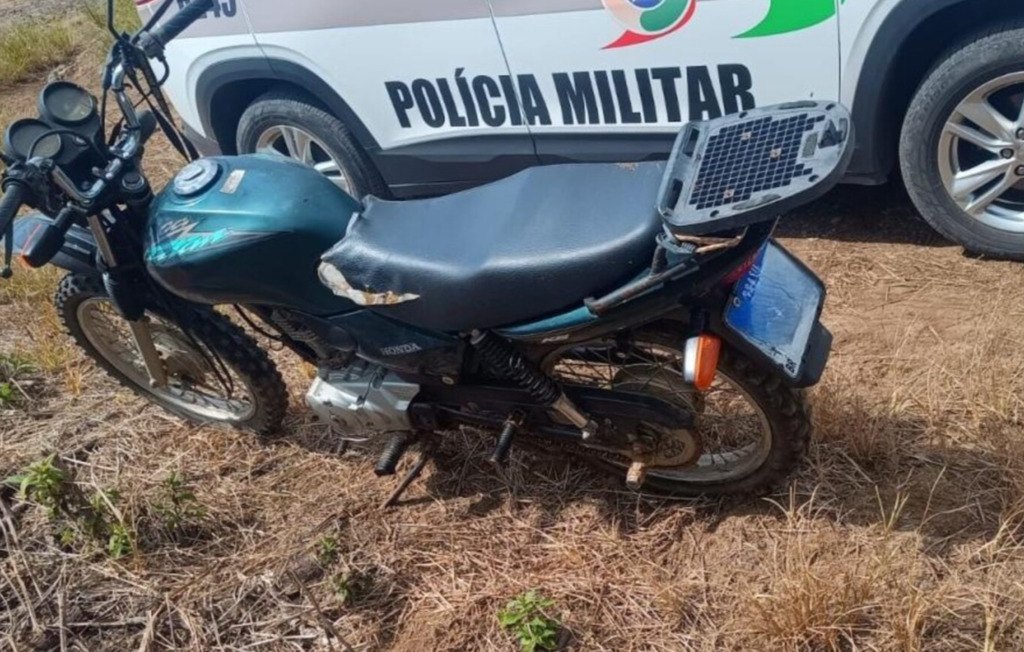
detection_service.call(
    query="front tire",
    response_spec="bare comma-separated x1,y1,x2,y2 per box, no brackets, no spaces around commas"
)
56,273,288,437
236,88,388,199
901,25,1024,259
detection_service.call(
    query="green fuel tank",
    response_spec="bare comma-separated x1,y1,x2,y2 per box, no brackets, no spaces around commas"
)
144,155,360,316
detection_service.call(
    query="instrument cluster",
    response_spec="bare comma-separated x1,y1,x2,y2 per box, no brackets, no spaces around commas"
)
1,82,104,169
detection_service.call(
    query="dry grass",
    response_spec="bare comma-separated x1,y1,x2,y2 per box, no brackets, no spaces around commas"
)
0,17,77,86
2,4,1024,650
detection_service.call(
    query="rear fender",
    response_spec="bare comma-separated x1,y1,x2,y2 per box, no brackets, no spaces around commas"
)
12,214,99,276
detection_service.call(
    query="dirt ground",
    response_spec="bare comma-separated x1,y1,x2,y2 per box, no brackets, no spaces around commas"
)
2,6,1024,652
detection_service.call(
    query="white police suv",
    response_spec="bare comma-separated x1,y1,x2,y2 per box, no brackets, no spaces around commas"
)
139,0,1024,259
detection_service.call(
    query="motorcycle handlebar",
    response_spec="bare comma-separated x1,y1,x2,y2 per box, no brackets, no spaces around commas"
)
0,181,26,278
0,182,26,237
139,0,215,58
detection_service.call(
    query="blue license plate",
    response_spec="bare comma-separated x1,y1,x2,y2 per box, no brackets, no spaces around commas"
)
724,242,824,380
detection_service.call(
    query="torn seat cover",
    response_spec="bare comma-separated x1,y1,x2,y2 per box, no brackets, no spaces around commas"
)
319,162,666,332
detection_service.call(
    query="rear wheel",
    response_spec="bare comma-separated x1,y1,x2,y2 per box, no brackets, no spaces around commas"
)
56,273,288,437
545,331,810,497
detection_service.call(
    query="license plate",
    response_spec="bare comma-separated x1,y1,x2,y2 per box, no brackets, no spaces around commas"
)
724,242,824,380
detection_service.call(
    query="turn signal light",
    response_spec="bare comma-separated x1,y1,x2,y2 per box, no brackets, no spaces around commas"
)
684,334,722,391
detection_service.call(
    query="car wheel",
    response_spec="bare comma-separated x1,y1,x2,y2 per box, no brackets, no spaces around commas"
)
236,88,388,199
900,25,1024,260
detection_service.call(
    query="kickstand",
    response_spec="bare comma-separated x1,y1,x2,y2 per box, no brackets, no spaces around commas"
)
380,440,435,509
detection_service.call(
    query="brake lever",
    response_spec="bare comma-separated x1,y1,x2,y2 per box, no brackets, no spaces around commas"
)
2,223,13,278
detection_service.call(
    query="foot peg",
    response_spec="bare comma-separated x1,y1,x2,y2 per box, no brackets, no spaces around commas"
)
375,432,412,477
489,416,520,467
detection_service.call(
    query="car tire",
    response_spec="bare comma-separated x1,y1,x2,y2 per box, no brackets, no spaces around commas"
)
236,88,389,199
900,25,1024,260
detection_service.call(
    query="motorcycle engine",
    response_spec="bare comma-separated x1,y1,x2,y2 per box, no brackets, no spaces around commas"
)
306,362,420,441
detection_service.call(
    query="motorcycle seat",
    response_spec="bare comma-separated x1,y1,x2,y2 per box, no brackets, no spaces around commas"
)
319,162,666,332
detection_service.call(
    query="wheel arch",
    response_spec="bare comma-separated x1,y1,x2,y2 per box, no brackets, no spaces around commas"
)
847,0,1024,183
194,57,381,156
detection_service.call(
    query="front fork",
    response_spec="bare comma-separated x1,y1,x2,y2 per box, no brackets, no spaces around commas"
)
86,213,168,388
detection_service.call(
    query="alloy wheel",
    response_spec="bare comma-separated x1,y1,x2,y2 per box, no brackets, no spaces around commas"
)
939,72,1024,233
254,125,352,194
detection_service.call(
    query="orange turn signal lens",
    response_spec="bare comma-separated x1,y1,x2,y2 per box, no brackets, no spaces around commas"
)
684,334,722,391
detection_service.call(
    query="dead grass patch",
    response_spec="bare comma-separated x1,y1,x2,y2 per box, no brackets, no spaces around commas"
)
0,17,78,86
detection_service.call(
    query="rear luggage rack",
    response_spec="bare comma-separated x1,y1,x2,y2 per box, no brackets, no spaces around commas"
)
586,102,852,316
657,101,853,236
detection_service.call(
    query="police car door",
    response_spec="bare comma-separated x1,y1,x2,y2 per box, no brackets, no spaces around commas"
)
488,0,842,163
245,0,535,192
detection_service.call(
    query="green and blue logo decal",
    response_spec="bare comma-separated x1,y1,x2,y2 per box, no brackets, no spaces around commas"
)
602,0,843,48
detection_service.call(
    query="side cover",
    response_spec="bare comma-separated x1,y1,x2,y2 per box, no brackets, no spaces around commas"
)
145,154,360,315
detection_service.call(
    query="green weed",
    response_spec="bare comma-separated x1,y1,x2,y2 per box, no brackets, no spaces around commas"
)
316,535,340,566
5,453,69,518
152,472,206,534
0,382,14,407
498,590,562,652
331,569,373,606
5,456,135,559
107,522,133,559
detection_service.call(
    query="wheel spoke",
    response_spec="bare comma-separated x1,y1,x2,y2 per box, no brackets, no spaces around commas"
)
945,120,1012,153
956,94,1016,142
951,158,1014,200
314,160,341,175
280,127,312,163
314,159,351,192
964,170,1018,215
76,299,255,422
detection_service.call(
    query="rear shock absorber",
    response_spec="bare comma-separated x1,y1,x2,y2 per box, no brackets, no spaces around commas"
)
471,331,597,440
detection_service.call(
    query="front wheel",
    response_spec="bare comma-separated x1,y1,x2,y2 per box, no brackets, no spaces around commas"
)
235,88,389,200
56,273,288,437
546,332,811,497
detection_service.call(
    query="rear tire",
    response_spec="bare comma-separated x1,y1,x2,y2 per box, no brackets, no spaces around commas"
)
56,273,288,437
547,332,811,497
635,348,811,497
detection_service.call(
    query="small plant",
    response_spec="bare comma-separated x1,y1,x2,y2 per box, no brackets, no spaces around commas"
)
107,522,133,559
58,526,77,547
0,382,14,407
152,472,206,534
317,535,340,566
5,456,136,559
5,454,68,518
498,590,561,652
331,569,374,606
0,354,37,407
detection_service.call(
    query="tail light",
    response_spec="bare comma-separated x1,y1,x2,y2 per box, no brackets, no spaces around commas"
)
721,250,760,287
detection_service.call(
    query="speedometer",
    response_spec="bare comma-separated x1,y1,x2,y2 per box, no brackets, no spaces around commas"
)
2,119,62,160
40,82,97,126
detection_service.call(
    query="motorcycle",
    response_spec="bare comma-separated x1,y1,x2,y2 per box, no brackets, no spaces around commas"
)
0,0,852,503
